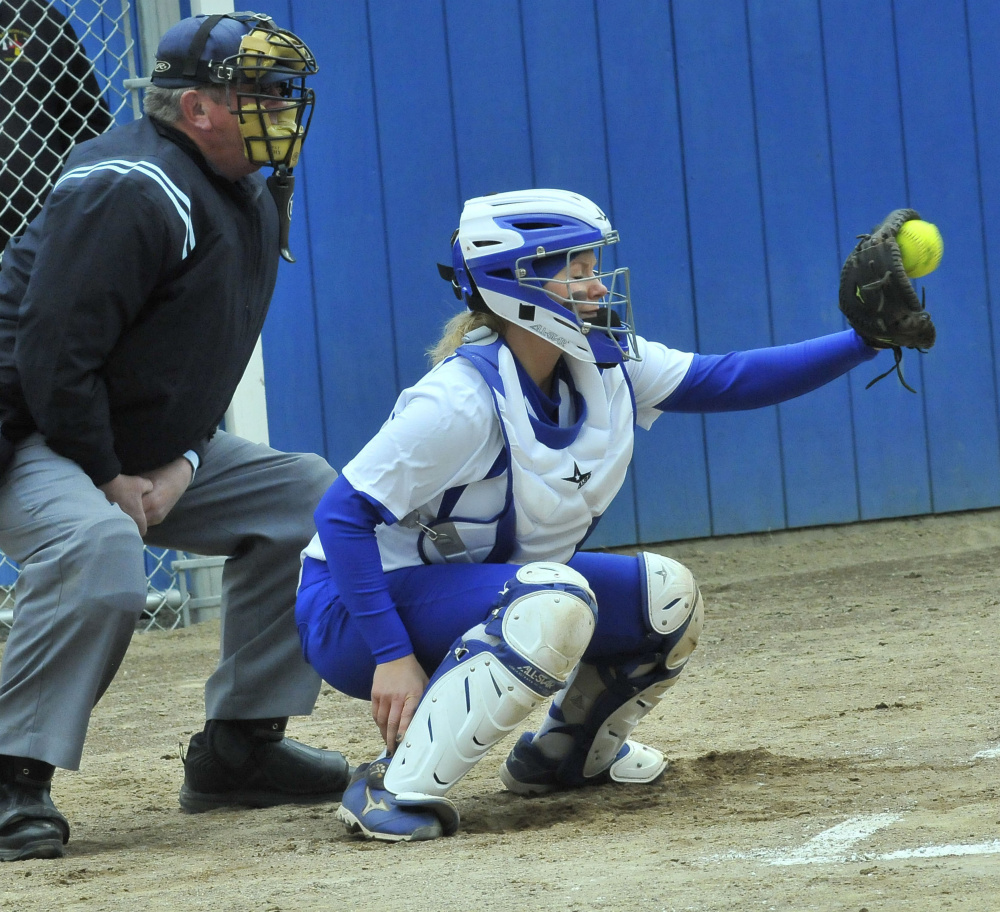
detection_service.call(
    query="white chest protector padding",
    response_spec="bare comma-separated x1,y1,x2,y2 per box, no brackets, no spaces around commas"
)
491,344,635,563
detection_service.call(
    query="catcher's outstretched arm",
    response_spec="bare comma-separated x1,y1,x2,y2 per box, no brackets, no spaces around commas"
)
656,329,877,413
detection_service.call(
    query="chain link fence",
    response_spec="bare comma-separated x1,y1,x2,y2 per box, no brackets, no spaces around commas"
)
1,1,223,636
1,0,142,251
1,546,223,635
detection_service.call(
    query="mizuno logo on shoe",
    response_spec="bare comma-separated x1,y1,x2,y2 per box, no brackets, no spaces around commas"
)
363,786,389,815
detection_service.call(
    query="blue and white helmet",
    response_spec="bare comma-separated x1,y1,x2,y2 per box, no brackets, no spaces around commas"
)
445,189,637,365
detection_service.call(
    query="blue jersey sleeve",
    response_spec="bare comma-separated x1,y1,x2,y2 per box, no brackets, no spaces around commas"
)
658,329,878,413
313,474,414,664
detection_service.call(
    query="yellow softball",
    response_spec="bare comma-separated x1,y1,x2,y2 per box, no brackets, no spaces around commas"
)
896,219,943,278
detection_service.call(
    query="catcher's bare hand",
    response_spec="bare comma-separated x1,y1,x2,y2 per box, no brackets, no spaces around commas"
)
372,654,428,754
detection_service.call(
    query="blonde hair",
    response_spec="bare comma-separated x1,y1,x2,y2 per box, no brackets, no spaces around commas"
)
427,310,506,365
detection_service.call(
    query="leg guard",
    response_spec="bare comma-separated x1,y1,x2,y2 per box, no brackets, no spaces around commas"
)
382,562,597,799
502,552,703,793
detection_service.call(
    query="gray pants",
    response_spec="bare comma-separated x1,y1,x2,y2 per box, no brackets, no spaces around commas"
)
0,431,337,770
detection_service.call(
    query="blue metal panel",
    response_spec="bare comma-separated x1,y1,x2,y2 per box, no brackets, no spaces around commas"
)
896,1,1000,511
747,0,860,529
0,561,19,587
258,0,1000,547
968,0,1000,460
819,0,934,520
301,3,398,468
259,246,328,458
255,1,400,468
443,0,534,199
595,1,710,543
249,0,326,457
520,1,609,200
671,1,784,537
365,1,463,394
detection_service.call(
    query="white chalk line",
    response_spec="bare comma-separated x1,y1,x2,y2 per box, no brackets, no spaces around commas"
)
707,813,900,866
874,841,1000,861
704,745,1000,866
708,813,1000,867
768,813,901,866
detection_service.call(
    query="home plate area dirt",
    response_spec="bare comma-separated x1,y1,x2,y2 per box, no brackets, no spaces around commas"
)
2,508,999,911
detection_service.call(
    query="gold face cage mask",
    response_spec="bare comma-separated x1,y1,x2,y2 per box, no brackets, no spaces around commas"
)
225,24,317,170
153,12,319,261
208,16,318,262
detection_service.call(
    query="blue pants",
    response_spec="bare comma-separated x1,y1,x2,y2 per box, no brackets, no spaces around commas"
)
296,552,655,700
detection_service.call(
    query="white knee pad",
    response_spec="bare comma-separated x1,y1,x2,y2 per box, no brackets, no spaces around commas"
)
384,562,597,796
642,552,701,636
500,562,598,684
535,553,704,786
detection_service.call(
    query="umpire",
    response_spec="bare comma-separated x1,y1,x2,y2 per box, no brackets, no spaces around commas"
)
0,12,350,861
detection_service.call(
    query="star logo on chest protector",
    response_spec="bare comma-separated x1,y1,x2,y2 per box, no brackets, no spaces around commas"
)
563,461,592,489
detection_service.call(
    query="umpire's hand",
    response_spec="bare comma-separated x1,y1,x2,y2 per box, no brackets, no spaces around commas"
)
100,472,155,536
140,455,194,529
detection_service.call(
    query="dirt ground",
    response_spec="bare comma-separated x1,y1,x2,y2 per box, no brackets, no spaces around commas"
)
3,508,1000,912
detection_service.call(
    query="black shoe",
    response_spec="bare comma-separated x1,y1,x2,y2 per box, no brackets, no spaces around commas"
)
0,756,70,861
179,718,351,812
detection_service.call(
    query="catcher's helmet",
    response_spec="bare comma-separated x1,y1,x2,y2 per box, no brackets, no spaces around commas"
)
443,189,637,365
150,12,317,171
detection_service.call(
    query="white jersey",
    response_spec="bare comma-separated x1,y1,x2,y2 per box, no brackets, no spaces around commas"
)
304,332,693,570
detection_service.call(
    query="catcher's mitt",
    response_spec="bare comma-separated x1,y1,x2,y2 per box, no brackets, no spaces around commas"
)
839,208,936,393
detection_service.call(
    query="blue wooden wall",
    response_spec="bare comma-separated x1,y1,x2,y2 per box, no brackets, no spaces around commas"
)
252,0,1000,548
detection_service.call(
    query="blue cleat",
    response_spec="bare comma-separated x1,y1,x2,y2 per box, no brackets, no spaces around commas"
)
499,731,668,795
498,733,561,796
336,760,460,842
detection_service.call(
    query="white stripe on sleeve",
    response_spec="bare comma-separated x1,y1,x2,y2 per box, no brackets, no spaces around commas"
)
54,160,196,258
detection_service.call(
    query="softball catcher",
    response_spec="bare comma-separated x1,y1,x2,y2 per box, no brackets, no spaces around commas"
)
296,189,920,841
